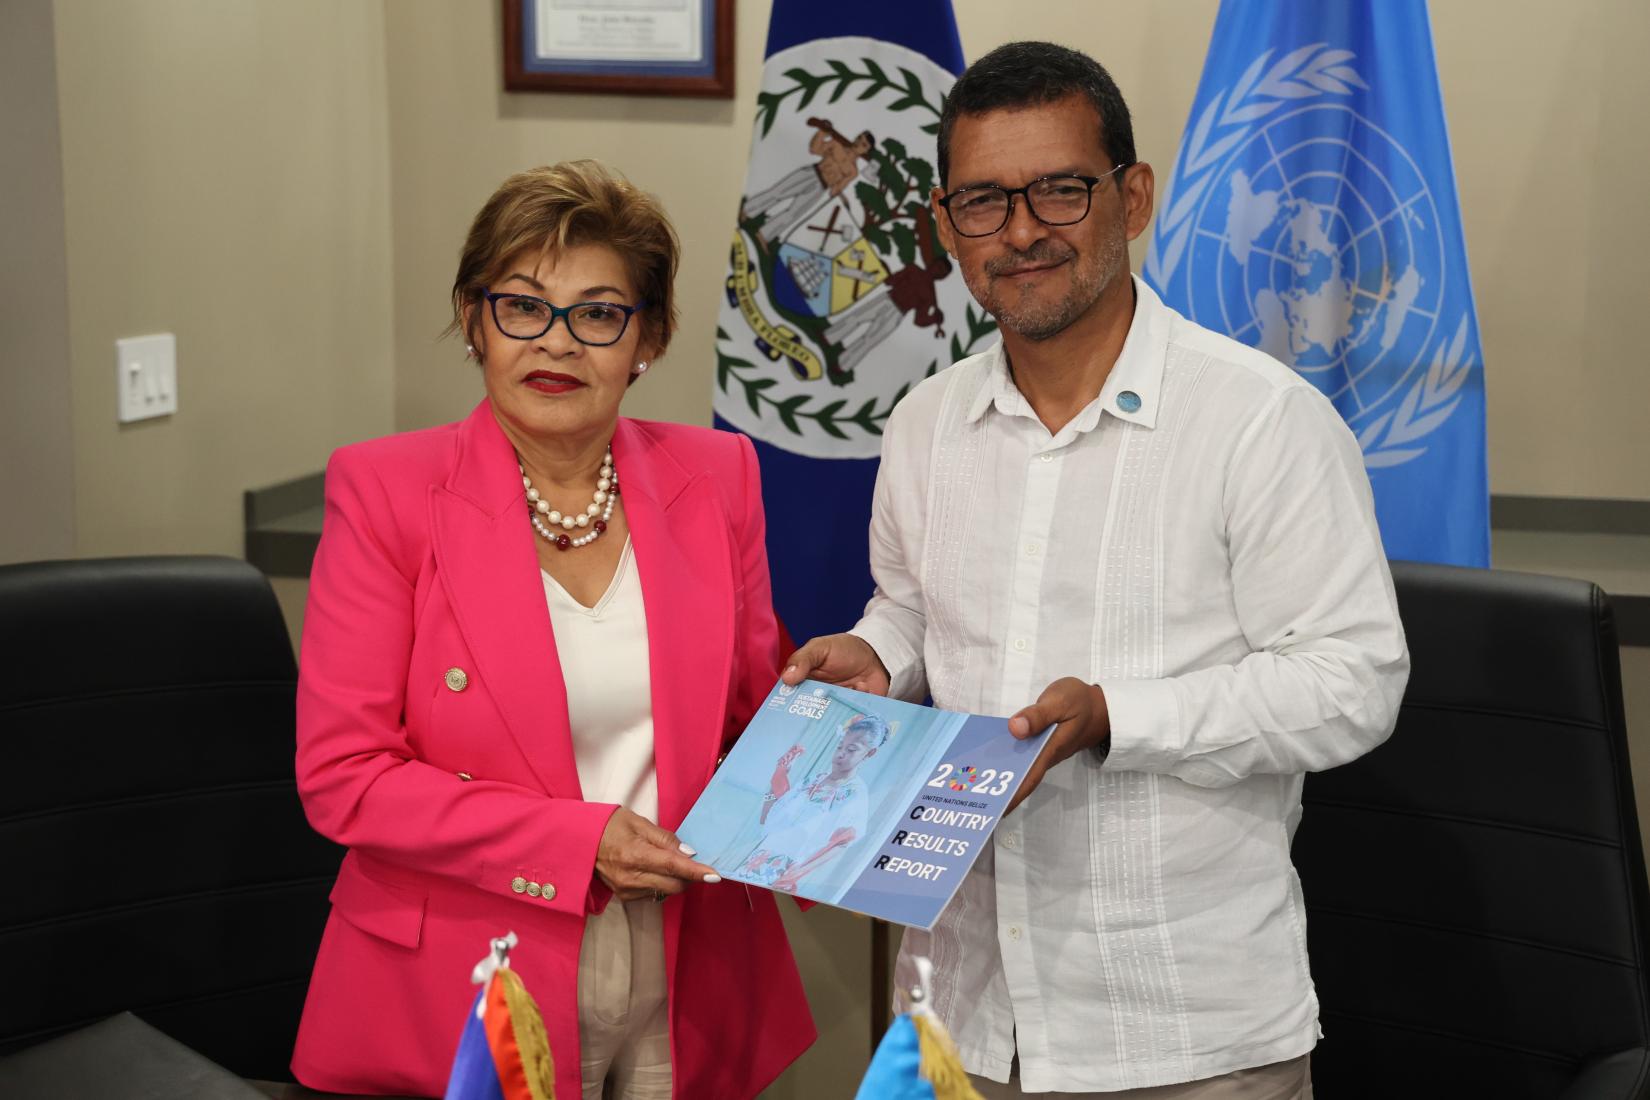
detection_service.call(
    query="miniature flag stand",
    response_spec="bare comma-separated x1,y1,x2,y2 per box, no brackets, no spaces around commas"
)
443,932,556,1100
855,957,983,1100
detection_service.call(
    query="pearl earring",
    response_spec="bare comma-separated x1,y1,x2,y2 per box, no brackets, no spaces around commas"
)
465,344,476,357
634,361,649,375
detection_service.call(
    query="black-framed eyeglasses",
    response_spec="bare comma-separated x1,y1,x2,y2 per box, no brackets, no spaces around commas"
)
484,290,645,347
937,163,1132,238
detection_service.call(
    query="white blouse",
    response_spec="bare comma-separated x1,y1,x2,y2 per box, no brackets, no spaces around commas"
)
543,538,658,824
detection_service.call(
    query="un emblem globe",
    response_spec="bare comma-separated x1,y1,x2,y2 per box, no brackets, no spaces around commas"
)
1185,103,1447,416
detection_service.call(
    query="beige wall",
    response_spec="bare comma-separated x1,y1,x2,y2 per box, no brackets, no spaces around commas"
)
382,0,1232,438
384,0,769,433
1433,0,1650,499
1,0,76,564
24,1,1647,566
32,2,1648,568
51,0,395,559
385,0,1650,501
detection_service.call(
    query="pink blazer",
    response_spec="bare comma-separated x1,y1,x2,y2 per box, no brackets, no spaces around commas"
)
290,401,815,1098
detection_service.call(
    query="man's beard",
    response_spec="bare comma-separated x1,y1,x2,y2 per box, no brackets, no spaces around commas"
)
973,228,1127,342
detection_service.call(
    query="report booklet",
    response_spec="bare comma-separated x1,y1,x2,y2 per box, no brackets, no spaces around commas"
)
677,679,1048,929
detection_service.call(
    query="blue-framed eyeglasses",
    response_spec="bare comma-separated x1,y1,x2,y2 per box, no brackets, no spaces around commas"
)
484,290,645,347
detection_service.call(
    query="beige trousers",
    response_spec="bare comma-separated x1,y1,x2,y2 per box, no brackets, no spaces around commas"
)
576,898,671,1100
971,1055,1313,1100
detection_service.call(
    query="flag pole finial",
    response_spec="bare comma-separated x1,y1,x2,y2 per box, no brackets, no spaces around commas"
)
908,956,937,1016
470,930,519,988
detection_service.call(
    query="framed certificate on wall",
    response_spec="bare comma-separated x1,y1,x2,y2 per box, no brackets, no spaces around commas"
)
503,0,734,98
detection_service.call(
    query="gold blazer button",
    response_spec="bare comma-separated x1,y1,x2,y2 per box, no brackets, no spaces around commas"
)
525,881,542,898
444,667,469,692
510,876,527,894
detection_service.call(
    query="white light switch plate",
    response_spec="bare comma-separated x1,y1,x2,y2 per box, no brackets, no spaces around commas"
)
116,333,177,423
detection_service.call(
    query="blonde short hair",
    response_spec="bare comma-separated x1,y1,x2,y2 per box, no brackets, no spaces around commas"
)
450,160,680,357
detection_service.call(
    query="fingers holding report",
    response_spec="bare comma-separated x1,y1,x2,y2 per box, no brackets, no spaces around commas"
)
782,632,891,695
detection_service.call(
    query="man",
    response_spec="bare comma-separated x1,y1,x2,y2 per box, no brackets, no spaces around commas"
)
783,41,1409,1099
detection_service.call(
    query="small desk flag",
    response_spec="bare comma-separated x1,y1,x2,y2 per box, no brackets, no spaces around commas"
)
712,1,993,643
856,957,982,1100
1145,0,1489,566
443,932,555,1100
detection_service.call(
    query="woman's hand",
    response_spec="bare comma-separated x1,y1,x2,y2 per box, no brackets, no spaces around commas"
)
781,633,891,695
594,808,720,902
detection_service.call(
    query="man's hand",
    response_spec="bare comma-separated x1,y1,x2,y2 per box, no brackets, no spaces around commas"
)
782,633,891,696
594,808,720,902
1004,677,1111,814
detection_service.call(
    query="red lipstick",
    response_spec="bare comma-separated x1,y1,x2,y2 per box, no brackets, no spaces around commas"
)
524,370,583,395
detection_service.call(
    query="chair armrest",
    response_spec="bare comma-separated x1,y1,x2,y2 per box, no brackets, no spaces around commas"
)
1560,1047,1650,1100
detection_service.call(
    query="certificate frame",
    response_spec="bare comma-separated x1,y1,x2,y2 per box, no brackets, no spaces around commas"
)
503,0,735,99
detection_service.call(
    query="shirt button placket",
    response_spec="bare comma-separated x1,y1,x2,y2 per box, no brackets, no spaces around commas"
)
999,447,1057,710
992,442,1060,1075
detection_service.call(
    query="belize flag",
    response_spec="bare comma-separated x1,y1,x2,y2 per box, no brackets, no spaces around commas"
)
1145,0,1489,566
444,935,555,1100
713,1,991,643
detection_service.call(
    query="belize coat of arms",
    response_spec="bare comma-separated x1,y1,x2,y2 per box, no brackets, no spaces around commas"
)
714,37,995,460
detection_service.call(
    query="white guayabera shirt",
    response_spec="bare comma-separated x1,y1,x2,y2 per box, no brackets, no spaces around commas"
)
851,277,1410,1092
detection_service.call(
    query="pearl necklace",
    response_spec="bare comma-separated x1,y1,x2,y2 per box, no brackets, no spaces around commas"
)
520,447,617,551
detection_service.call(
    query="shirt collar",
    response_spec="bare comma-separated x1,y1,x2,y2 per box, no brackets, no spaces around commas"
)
964,274,1170,433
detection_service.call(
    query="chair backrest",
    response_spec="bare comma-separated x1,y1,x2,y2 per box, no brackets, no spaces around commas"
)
1295,560,1650,1098
0,556,341,1080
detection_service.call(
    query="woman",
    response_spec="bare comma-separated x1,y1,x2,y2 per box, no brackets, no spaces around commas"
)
290,161,814,1099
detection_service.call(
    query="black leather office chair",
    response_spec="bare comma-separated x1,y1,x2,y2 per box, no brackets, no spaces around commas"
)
1295,561,1650,1098
0,556,341,1081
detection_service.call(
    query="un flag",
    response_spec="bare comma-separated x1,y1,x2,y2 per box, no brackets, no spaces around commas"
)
1146,0,1488,567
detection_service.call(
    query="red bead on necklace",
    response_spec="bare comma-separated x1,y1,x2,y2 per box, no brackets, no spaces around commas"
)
520,446,617,550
